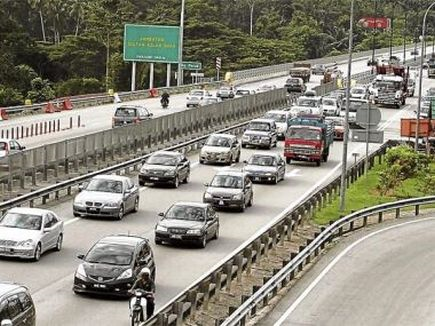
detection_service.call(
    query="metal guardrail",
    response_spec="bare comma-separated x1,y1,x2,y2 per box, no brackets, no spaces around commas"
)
222,194,435,326
143,140,400,326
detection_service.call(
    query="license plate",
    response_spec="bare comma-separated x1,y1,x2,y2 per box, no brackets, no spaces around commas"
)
171,235,182,239
88,208,98,212
150,177,159,181
93,284,106,288
219,200,224,205
254,177,260,181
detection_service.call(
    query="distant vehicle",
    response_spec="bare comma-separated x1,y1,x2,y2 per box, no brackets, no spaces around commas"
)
199,134,241,165
407,79,416,97
350,86,369,99
297,96,322,108
303,90,317,97
234,89,255,97
243,153,286,184
263,110,292,139
256,85,276,93
73,175,139,220
0,139,26,158
186,89,212,107
0,282,36,326
427,61,435,78
284,115,334,166
139,151,190,187
410,49,419,56
112,105,153,128
311,64,326,75
289,105,317,117
216,86,235,99
73,234,155,297
0,207,63,261
325,116,345,140
199,96,222,106
340,98,369,125
242,118,278,149
284,77,306,93
289,63,311,82
322,97,341,116
373,73,407,108
203,171,253,212
421,95,435,118
154,202,219,248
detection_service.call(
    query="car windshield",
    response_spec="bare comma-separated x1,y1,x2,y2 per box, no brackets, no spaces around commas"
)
249,122,270,131
236,90,250,95
190,91,204,96
341,100,367,113
205,135,231,147
287,79,300,85
115,107,137,117
86,179,123,193
0,142,7,151
220,87,231,91
248,155,276,166
287,128,321,140
147,154,178,166
165,205,205,221
0,212,42,230
86,243,133,265
211,175,243,189
264,113,286,123
322,99,335,106
298,99,319,107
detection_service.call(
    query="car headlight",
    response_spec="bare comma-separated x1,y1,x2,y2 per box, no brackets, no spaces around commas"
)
17,239,34,248
264,172,273,176
242,135,250,140
204,192,212,199
140,167,149,174
232,193,243,200
164,170,176,176
105,202,120,208
156,225,168,232
76,264,87,279
261,136,270,141
117,268,133,280
186,96,190,100
74,200,85,207
187,229,203,235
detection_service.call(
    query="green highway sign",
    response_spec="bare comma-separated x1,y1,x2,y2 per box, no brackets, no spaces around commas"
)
181,61,202,70
123,24,179,63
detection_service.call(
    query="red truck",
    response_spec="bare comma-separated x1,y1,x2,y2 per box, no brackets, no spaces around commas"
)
284,115,334,166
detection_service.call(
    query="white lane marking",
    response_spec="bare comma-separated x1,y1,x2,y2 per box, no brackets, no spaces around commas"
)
274,217,435,326
285,169,301,178
65,217,80,226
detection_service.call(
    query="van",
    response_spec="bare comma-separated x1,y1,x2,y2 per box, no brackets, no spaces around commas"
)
0,282,35,326
112,105,153,128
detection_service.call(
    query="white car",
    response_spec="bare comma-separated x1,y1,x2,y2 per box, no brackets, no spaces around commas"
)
322,97,341,116
256,85,276,93
199,96,222,106
200,134,241,165
0,207,64,261
235,89,255,98
0,139,26,158
289,105,318,118
263,110,291,139
350,86,368,99
186,89,212,107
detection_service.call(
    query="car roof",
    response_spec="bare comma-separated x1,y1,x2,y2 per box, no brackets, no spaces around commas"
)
215,170,245,177
152,150,180,157
266,110,289,114
98,235,147,246
92,174,131,182
116,105,144,109
209,133,236,139
249,152,280,159
250,118,275,124
9,207,52,215
172,201,209,208
0,282,28,299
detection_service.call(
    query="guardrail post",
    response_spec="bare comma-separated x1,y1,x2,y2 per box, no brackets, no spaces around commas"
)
157,313,168,326
214,271,223,301
395,208,400,219
415,205,420,216
286,216,293,241
7,156,12,192
20,153,25,189
252,240,261,263
201,281,211,310
43,146,48,182
236,255,244,282
349,220,354,231
244,248,253,275
188,290,198,317
277,225,286,246
174,302,184,326
225,262,233,292
363,216,368,227
261,234,270,257
378,212,383,223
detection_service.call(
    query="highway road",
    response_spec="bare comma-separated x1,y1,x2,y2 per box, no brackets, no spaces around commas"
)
0,50,432,325
0,100,418,325
1,46,420,150
263,216,435,326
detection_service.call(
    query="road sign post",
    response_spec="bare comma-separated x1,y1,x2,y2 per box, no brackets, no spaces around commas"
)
216,57,222,81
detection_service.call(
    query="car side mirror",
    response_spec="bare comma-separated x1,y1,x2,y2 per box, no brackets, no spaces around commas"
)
243,160,248,164
20,146,26,150
158,212,164,217
204,182,209,187
78,184,84,192
77,254,85,260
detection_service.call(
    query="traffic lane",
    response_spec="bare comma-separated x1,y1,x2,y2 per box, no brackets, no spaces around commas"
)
268,217,435,326
2,141,353,326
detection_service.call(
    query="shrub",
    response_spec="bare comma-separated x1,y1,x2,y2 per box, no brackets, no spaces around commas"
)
26,77,55,103
0,85,23,106
56,78,103,97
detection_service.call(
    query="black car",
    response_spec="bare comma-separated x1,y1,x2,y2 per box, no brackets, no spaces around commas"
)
244,153,286,184
311,64,326,75
138,151,190,188
241,119,278,149
0,282,36,326
154,202,219,248
112,105,153,128
203,171,253,212
73,235,155,297
284,77,306,93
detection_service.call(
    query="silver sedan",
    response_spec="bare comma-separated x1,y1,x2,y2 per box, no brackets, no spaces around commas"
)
0,207,64,261
244,153,286,184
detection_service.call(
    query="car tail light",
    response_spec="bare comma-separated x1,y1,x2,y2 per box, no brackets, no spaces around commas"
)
133,117,140,124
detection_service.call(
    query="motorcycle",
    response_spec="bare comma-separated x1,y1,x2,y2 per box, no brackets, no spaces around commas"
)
129,289,153,326
160,97,169,109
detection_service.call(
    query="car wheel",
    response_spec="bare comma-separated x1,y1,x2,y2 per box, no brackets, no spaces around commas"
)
133,197,139,213
199,159,204,164
139,180,145,186
239,200,246,212
73,212,81,218
286,157,291,164
198,235,207,248
155,239,163,245
55,234,63,251
235,152,240,163
241,144,246,148
183,173,190,184
316,160,321,167
174,176,180,188
227,155,233,165
274,174,279,184
117,205,124,220
33,243,42,261
213,226,219,240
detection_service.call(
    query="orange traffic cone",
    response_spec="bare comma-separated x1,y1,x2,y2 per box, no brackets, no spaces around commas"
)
0,108,8,120
45,102,56,113
62,97,73,110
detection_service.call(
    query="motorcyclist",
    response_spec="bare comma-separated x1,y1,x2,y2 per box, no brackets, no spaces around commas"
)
161,91,170,107
130,267,155,319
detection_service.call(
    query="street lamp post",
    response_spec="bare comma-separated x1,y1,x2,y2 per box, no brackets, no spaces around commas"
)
339,0,355,211
415,1,435,151
177,0,185,86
